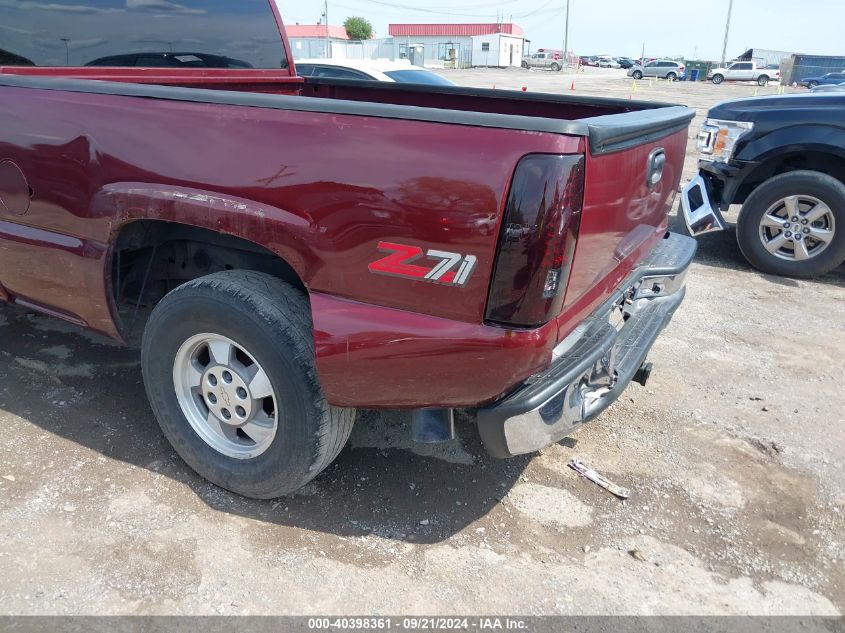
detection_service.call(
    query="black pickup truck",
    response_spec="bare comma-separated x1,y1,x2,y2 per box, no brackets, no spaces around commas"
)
681,93,845,277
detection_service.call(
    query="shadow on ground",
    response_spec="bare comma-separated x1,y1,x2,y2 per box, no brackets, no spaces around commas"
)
0,302,528,544
668,212,845,287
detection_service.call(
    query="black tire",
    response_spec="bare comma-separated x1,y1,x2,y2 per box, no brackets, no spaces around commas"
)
521,61,529,69
757,75,769,86
712,73,724,84
666,72,677,82
808,80,819,88
736,171,845,278
141,270,355,498
550,62,561,71
632,70,643,80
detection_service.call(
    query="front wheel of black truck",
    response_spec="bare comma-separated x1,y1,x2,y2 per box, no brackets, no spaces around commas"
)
141,270,354,499
736,171,845,278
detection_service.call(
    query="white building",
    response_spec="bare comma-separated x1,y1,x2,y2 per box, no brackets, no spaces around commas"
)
388,23,526,69
471,33,525,68
287,24,361,60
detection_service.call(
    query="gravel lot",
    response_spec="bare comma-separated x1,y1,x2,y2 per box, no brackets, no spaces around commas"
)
1,67,843,616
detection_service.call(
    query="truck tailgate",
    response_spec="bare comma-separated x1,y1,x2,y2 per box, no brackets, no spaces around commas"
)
557,108,694,339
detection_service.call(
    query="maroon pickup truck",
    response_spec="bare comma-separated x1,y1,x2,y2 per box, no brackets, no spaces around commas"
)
0,0,696,498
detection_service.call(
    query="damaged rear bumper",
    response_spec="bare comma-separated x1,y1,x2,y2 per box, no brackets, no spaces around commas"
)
477,232,696,458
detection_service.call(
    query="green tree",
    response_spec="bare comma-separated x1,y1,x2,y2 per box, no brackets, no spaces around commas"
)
343,16,373,41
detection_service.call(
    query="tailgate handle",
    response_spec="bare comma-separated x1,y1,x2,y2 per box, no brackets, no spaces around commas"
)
647,149,666,187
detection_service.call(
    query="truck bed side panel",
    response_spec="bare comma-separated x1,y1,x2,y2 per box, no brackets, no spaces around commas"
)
0,82,581,334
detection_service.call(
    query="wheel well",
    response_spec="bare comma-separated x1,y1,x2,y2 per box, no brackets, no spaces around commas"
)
111,220,305,339
735,151,845,205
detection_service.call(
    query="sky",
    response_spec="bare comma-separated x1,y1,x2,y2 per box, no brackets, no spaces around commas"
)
280,0,845,61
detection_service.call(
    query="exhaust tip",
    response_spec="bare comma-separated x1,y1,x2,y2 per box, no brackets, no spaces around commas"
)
633,361,653,387
411,409,455,444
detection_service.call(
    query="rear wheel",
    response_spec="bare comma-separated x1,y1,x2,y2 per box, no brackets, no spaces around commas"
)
550,62,561,71
808,80,819,88
141,270,355,498
712,73,724,84
521,61,529,69
632,70,643,80
666,71,677,81
757,75,769,86
736,171,845,278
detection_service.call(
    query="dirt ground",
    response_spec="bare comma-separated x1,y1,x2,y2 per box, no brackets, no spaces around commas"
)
0,67,843,616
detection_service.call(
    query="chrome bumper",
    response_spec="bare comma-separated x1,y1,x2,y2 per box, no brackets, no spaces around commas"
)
681,174,726,236
477,232,696,459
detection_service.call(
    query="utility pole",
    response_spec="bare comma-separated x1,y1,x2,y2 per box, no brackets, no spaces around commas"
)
323,0,330,59
561,0,570,71
720,0,734,66
60,38,70,65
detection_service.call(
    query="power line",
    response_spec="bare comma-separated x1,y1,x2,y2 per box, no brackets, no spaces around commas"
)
329,0,563,20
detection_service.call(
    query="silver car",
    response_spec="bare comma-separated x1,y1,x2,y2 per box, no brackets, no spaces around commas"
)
627,59,685,80
810,82,845,93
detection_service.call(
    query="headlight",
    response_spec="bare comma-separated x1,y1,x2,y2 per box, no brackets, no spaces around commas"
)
697,119,754,162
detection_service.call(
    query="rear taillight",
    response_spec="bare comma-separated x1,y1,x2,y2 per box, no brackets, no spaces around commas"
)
485,154,585,327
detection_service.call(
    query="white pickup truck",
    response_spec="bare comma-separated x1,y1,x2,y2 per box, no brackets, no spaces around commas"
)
707,61,780,86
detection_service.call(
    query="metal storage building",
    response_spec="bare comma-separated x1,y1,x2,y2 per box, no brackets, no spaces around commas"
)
782,54,845,85
736,48,795,66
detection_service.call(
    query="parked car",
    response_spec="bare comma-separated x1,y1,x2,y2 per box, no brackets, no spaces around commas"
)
0,0,697,499
616,57,635,69
682,93,845,277
521,49,564,71
628,60,685,81
800,71,845,88
0,47,34,66
596,56,619,68
294,59,454,85
707,61,779,86
811,82,845,93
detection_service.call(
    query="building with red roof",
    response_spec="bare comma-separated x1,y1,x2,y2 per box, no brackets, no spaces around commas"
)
287,24,352,41
388,23,524,38
287,23,379,59
286,21,527,69
387,23,527,68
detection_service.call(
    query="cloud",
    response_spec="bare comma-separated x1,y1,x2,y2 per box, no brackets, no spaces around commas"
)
125,0,205,14
0,0,125,13
31,36,105,51
40,3,122,12
0,23,38,35
69,37,108,50
128,36,202,44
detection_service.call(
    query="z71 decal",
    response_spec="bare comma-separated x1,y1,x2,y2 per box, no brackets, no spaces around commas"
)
368,241,477,287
